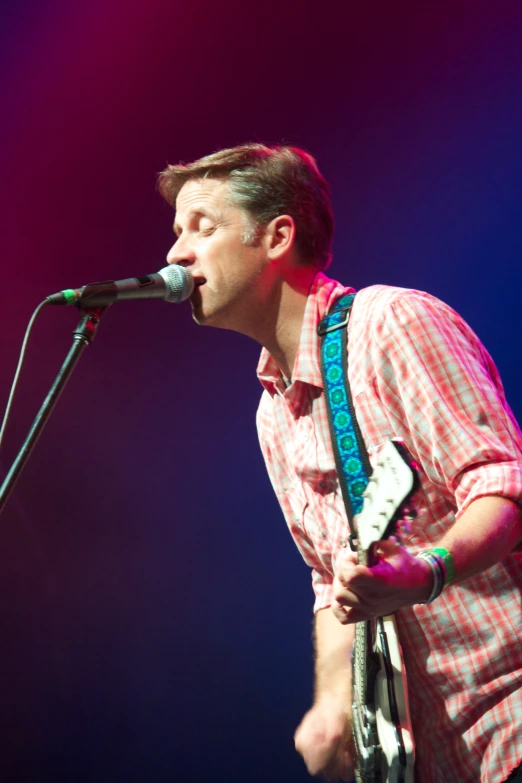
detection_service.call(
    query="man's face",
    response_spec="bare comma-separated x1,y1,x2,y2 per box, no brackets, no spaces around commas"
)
166,178,270,330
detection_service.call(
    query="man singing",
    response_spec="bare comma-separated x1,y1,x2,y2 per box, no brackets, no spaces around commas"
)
157,144,522,783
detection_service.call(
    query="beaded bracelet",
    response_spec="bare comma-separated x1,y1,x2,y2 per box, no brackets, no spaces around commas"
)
427,547,455,586
417,551,446,604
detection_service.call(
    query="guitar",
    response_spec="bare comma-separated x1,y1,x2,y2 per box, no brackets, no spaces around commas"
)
349,439,419,783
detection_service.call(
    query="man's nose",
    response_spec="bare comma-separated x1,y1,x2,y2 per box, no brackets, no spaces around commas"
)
166,238,195,267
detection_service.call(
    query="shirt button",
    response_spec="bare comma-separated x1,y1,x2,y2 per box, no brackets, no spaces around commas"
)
319,481,325,488
340,540,347,548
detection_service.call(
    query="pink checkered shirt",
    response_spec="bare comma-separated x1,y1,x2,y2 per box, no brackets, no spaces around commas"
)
256,273,522,783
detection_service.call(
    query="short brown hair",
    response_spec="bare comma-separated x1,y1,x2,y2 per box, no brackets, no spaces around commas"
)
157,143,334,269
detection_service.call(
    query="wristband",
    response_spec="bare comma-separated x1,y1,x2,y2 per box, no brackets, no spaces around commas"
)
425,547,455,586
417,551,445,604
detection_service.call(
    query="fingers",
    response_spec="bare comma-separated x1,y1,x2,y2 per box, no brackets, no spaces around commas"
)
333,568,376,619
372,536,403,560
322,746,354,782
331,746,355,782
331,599,369,625
333,535,431,619
294,704,354,781
333,541,404,620
294,714,339,775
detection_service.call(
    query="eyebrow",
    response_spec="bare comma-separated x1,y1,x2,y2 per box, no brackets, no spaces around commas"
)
173,208,216,237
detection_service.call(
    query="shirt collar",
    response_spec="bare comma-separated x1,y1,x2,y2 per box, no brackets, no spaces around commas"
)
257,272,355,395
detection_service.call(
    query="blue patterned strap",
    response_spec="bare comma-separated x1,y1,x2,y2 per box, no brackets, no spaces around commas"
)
318,294,372,550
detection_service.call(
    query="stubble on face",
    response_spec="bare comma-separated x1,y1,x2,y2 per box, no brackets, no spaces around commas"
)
173,179,270,334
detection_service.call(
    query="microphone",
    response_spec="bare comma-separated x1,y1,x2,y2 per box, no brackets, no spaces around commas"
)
46,265,194,307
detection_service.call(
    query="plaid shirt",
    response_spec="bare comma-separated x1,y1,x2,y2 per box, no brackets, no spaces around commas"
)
256,273,522,783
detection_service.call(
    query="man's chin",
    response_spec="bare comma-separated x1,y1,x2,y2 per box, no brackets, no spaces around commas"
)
191,306,234,331
189,287,212,326
191,311,205,326
189,294,233,330
190,304,213,327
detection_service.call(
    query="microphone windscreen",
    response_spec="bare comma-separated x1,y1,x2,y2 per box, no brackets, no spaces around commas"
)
158,265,195,303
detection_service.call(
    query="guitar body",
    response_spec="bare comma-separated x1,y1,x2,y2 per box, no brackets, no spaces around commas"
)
373,616,414,783
349,440,418,783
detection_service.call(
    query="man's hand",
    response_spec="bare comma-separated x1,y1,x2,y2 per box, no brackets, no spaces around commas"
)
294,696,354,781
332,538,432,624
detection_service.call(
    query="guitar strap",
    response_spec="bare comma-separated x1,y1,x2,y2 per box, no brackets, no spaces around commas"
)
317,293,372,549
319,295,415,783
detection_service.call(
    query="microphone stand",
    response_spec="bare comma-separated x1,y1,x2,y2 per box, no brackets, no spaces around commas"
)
0,306,107,516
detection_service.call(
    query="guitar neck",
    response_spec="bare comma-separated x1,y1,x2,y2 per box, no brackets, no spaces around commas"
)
354,546,376,716
349,440,417,783
354,621,373,704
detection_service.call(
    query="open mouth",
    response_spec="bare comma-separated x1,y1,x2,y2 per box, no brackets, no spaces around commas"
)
189,278,206,298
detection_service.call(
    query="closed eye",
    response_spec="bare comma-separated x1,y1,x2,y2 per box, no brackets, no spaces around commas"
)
199,223,217,235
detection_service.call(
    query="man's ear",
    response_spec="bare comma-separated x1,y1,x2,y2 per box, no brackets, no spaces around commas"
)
265,215,296,260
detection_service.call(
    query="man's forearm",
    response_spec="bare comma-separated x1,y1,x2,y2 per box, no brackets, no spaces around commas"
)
437,495,522,583
294,608,355,780
314,606,354,704
332,495,522,623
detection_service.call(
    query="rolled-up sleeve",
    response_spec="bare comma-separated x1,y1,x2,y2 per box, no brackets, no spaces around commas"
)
370,292,522,517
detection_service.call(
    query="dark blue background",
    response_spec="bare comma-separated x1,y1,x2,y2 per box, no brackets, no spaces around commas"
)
1,1,521,780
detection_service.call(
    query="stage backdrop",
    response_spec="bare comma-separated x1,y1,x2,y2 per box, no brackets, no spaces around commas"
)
1,1,522,780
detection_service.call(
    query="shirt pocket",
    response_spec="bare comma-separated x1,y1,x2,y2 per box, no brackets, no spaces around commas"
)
286,482,328,548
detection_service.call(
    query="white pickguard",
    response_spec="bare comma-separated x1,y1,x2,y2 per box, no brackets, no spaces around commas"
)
374,616,415,783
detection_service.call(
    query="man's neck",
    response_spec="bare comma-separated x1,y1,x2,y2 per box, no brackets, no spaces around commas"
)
259,267,317,380
219,261,318,379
